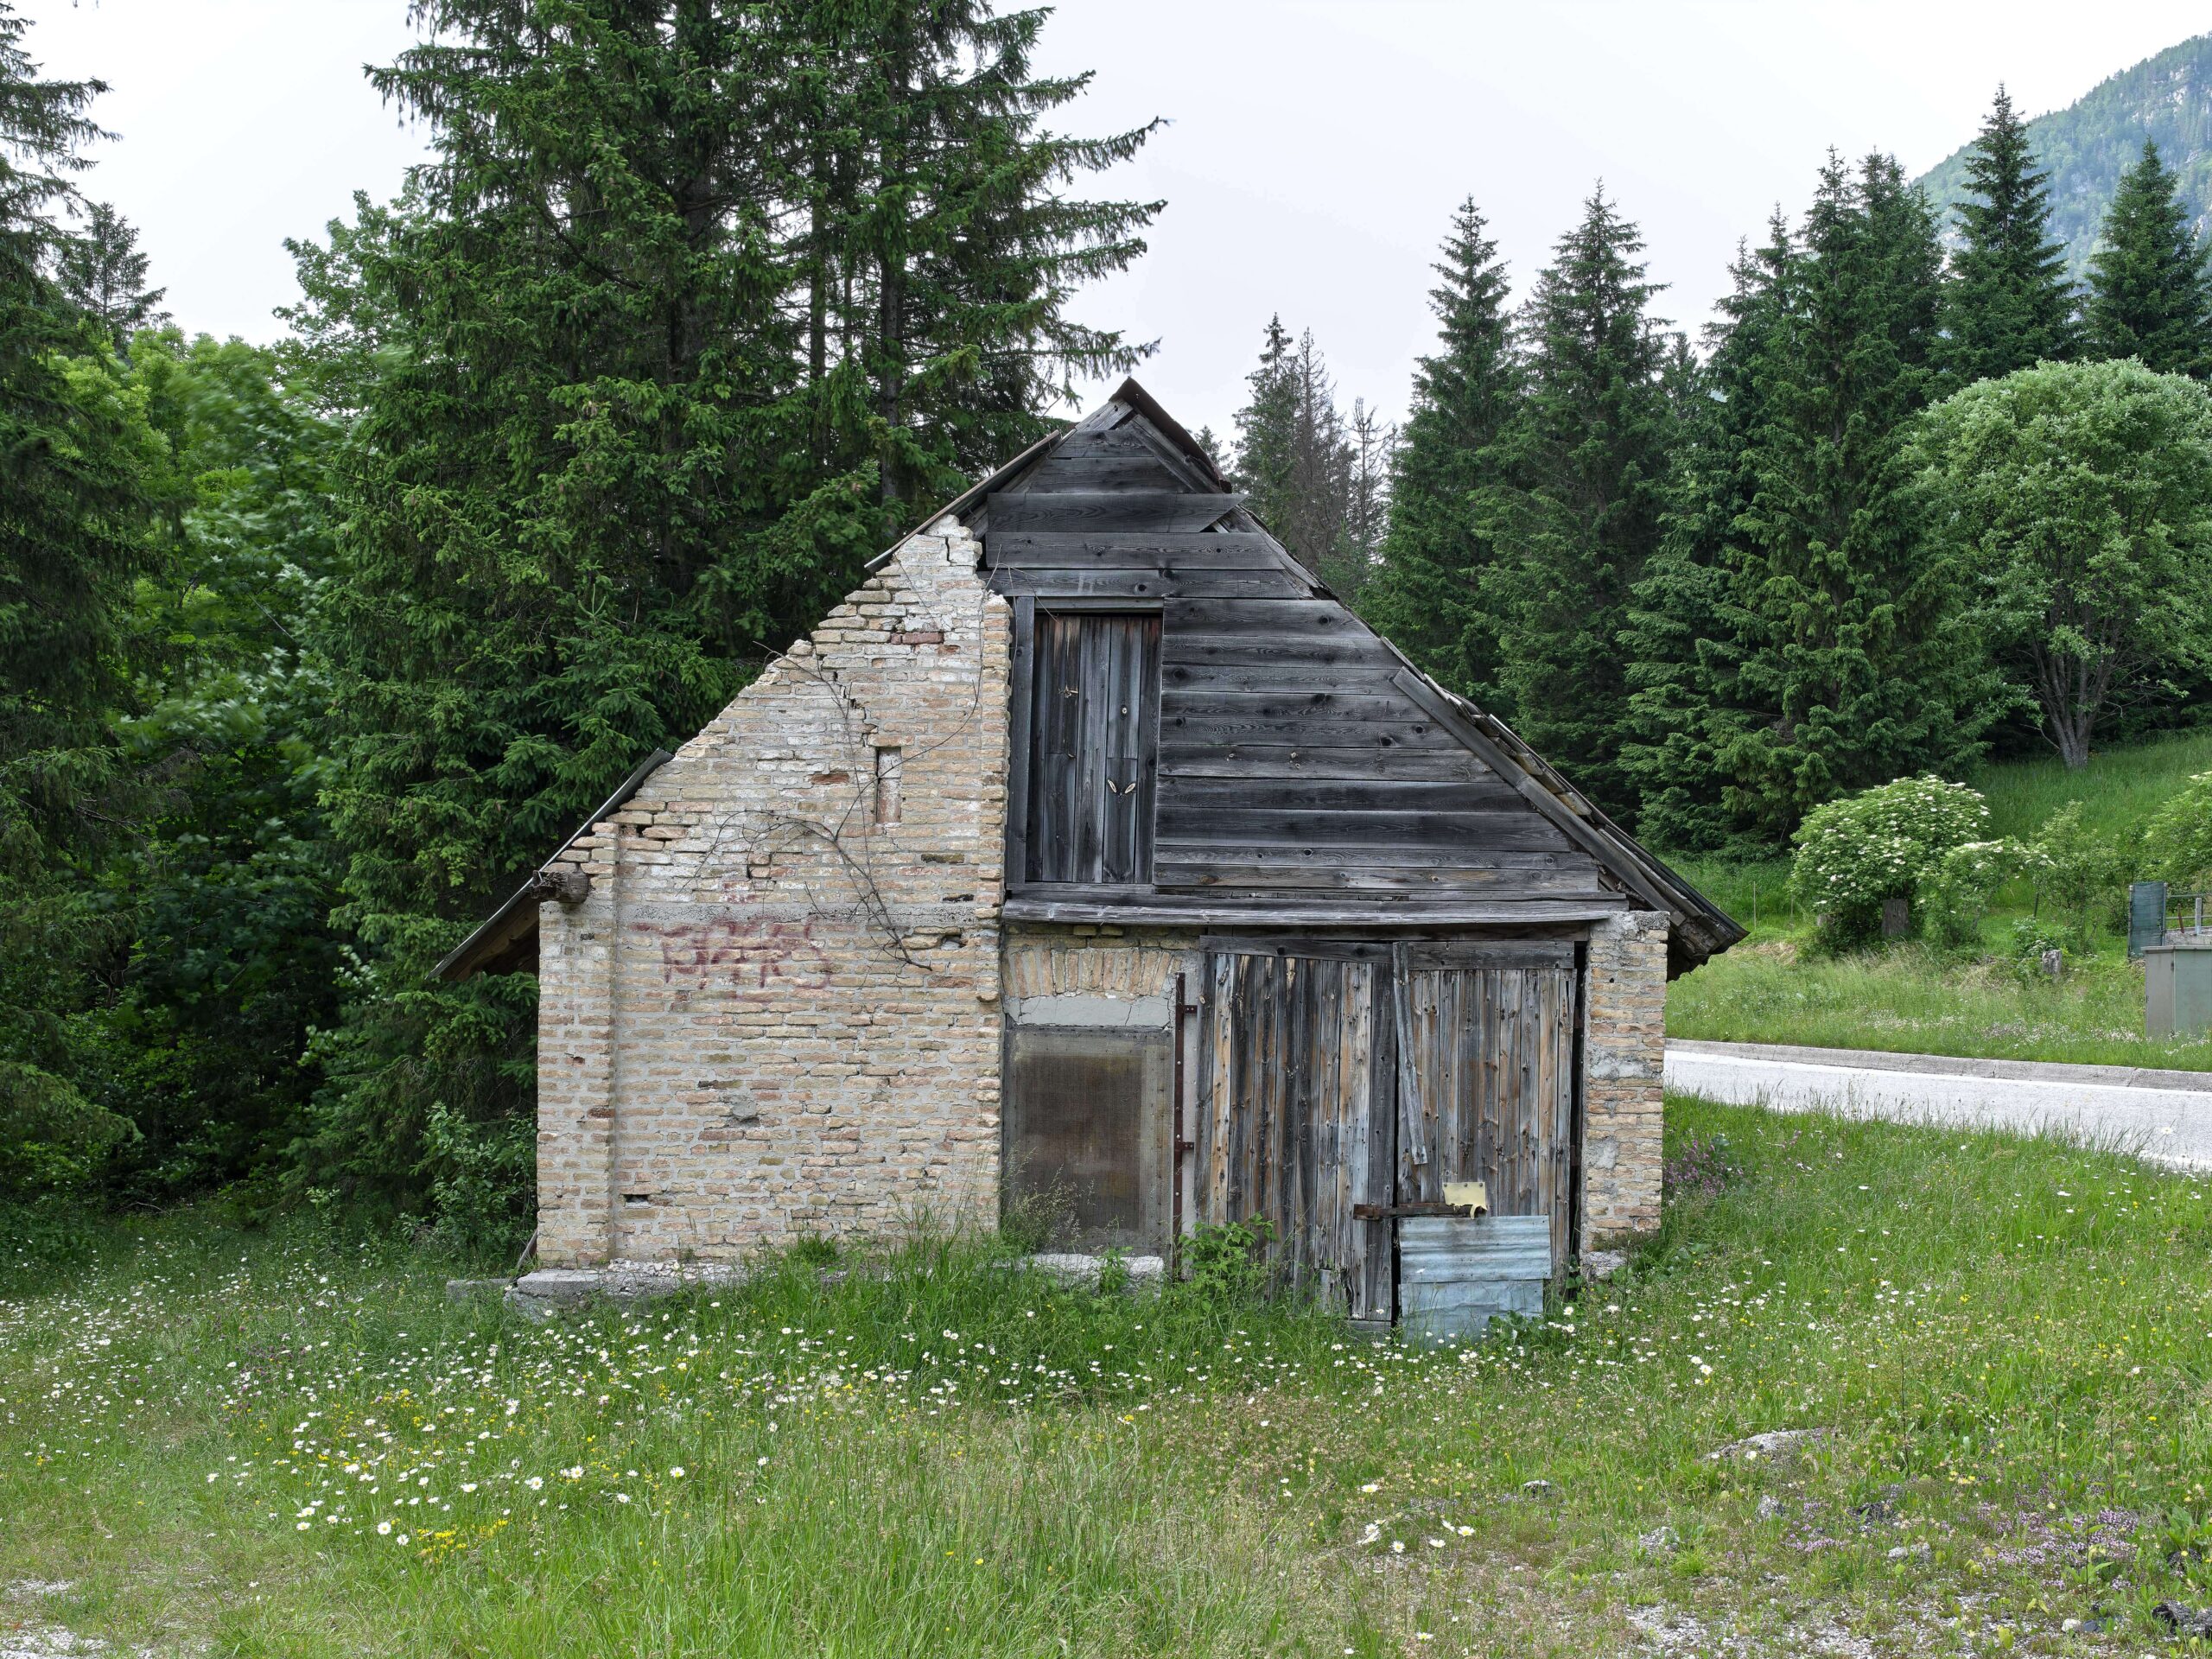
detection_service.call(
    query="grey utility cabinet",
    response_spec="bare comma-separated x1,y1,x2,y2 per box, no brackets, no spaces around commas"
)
2144,941,2212,1037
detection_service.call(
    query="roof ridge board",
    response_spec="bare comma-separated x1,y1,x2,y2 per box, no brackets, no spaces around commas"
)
1107,377,1230,491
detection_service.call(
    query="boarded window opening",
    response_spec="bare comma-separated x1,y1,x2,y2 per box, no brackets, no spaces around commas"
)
1003,1023,1171,1252
1024,612,1160,884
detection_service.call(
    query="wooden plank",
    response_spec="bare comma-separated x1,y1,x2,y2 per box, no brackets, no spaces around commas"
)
1043,424,1158,462
1401,941,1578,971
1162,689,1434,723
990,493,1239,534
1154,862,1617,897
1160,715,1459,750
1392,944,1427,1182
1158,844,1597,874
1014,453,1187,493
1135,612,1164,887
1005,595,1034,891
1204,952,1232,1225
1165,597,1357,637
1198,935,1398,962
1153,806,1579,852
1366,955,1398,1324
988,531,1287,569
999,897,1627,926
1159,744,1490,782
995,568,1313,601
1162,636,1402,670
1161,661,1406,692
1162,777,1521,815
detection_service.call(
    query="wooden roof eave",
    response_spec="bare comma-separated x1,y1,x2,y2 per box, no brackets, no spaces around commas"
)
431,748,675,982
1356,639,1744,973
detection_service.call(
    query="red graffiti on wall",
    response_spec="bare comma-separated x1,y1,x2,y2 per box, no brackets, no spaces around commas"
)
639,915,833,990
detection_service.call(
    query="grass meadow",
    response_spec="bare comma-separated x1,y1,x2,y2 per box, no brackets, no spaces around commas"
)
1663,726,2212,1070
10,1097,2212,1656
1666,937,2212,1071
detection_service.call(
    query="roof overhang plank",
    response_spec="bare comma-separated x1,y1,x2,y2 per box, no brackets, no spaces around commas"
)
432,748,674,982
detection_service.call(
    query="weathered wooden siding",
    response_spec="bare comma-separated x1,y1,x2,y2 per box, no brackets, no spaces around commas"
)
983,410,1617,911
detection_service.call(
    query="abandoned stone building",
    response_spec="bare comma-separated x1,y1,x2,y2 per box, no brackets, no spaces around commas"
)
440,378,1741,1333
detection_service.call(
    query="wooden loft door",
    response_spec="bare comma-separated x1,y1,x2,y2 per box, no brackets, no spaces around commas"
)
1024,611,1160,885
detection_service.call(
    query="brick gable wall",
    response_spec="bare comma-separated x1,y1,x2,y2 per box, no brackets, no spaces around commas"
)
533,519,1011,1267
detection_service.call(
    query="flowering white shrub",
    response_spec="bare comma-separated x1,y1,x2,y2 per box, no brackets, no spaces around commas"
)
1788,775,1990,948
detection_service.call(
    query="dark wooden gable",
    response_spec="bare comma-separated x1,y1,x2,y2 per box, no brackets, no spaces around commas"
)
980,391,1629,927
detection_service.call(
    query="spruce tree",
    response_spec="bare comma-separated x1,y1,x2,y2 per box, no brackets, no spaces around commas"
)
1943,86,2076,385
295,1,1160,1222
1621,218,1794,849
1340,397,1394,601
1231,315,1297,527
1479,186,1675,817
1231,320,1357,580
1357,199,1516,706
813,3,1160,504
1629,155,1997,848
0,1,156,1188
55,200,166,352
2085,141,2212,377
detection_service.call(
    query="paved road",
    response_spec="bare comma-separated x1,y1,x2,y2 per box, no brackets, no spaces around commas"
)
1664,1039,2212,1172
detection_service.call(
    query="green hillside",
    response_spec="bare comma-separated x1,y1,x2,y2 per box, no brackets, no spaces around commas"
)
1917,34,2212,283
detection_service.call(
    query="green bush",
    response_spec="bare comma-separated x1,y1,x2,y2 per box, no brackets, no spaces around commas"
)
1181,1218,1274,1303
1789,775,1991,949
1919,837,2039,949
2146,771,2212,887
2029,801,2133,948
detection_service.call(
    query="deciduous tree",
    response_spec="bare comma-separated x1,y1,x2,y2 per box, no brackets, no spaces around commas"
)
1909,357,2212,767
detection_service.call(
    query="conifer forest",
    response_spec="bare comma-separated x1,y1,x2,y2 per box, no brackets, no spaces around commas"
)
12,1,2212,1237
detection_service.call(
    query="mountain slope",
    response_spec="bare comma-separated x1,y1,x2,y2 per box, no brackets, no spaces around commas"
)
1916,35,2212,283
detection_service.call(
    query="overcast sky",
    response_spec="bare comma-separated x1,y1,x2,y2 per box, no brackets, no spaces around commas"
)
21,0,2212,440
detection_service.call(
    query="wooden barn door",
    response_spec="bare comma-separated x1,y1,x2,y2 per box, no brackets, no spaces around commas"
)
1196,938,1580,1323
1193,945,1393,1320
1393,942,1580,1271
